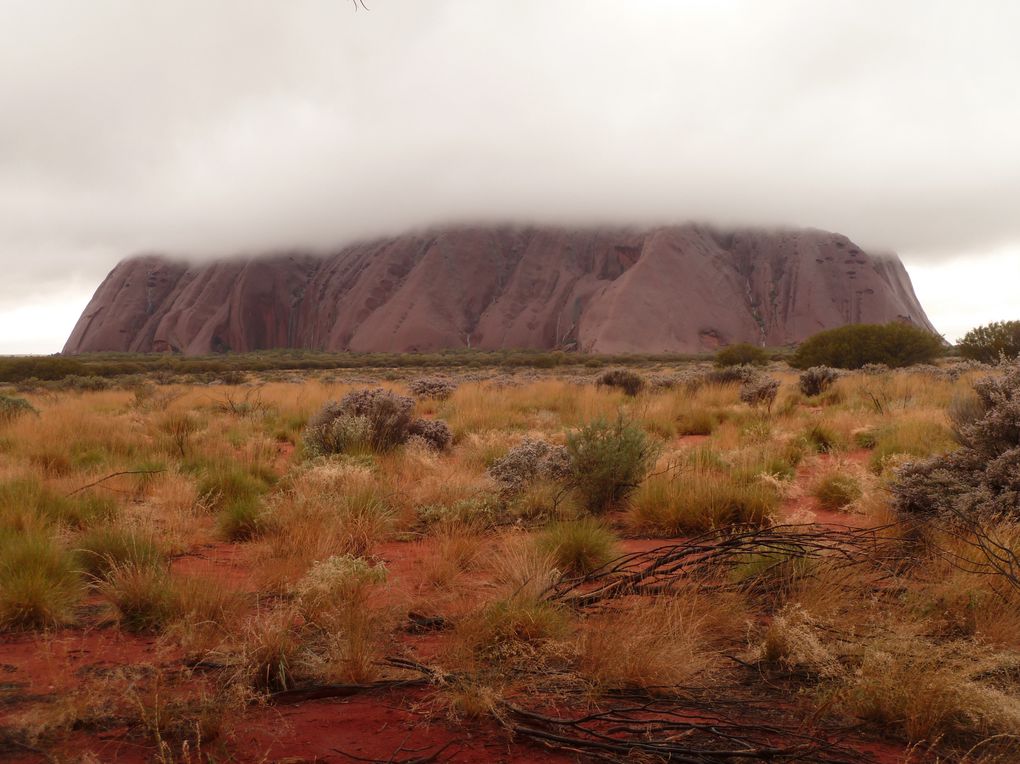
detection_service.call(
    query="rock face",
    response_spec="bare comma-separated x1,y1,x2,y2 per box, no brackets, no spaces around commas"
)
64,224,937,355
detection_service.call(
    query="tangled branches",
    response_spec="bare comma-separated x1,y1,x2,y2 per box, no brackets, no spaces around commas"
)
544,524,904,607
504,700,870,763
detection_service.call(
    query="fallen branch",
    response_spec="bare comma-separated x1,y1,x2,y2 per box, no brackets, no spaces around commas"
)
269,677,428,705
65,469,166,497
544,523,905,607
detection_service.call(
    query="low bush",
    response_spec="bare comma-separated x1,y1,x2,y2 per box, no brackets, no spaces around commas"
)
739,375,780,410
715,343,768,368
799,366,839,397
0,480,117,531
801,423,846,454
407,417,453,451
566,418,659,514
459,597,568,664
0,531,81,629
488,438,571,495
791,322,944,370
305,388,453,456
0,394,36,424
74,527,165,580
870,419,955,475
197,464,271,511
218,496,271,541
629,469,778,535
97,562,176,633
706,365,758,385
305,388,415,456
536,519,619,575
408,377,457,400
596,368,645,396
892,363,1020,519
293,554,387,626
811,472,863,511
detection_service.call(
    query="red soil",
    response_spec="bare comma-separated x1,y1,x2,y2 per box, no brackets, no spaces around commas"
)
171,541,254,589
0,446,912,763
232,688,575,763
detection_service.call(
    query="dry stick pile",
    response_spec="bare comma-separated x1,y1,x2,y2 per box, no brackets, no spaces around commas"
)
544,522,907,606
371,526,910,763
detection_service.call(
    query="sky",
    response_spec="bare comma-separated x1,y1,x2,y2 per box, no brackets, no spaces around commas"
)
1,0,1019,354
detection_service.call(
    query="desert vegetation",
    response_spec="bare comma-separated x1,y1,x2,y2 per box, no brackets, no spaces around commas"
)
1,355,1018,762
791,322,945,369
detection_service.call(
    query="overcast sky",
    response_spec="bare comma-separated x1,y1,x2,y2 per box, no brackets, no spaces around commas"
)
2,0,1019,354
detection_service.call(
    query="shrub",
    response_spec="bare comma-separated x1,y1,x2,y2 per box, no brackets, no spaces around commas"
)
488,438,572,495
812,472,863,511
408,377,457,400
0,532,81,629
957,320,1020,364
0,394,36,425
61,375,112,392
715,343,768,368
705,365,758,384
407,417,453,451
231,610,301,692
0,480,116,531
293,554,386,625
801,423,845,454
791,322,944,370
596,368,645,396
799,366,839,397
74,527,165,580
576,595,721,691
459,597,568,663
197,465,271,511
566,418,659,514
892,363,1020,520
629,471,778,535
218,497,271,541
97,562,176,633
305,388,415,456
536,519,619,575
739,375,780,410
304,388,452,456
870,419,955,475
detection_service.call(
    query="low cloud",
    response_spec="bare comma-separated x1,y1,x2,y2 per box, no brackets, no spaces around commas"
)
2,0,1019,348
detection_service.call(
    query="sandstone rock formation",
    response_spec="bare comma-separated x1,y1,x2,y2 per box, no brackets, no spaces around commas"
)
64,225,937,355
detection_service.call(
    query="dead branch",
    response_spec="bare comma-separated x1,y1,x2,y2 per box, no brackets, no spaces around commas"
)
544,523,905,607
65,469,166,497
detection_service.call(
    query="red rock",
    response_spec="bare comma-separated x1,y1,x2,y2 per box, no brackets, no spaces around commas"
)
63,224,936,354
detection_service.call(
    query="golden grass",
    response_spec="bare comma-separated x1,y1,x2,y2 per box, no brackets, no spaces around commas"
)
4,364,1020,761
575,590,740,693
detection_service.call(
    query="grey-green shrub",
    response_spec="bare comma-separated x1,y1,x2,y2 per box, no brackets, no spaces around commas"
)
892,363,1020,519
305,388,414,456
566,418,659,514
0,394,36,425
799,366,839,397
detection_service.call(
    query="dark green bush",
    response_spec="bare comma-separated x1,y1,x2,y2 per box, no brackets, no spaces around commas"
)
957,320,1020,364
715,343,769,368
791,322,944,370
0,395,36,424
596,368,646,396
566,418,659,514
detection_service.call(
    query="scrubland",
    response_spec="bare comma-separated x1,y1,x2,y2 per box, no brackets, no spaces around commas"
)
0,361,1018,762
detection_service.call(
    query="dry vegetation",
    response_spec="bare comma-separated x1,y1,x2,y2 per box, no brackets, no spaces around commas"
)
1,361,1018,762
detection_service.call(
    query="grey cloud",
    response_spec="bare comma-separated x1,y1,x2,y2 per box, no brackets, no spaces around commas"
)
2,0,1020,312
